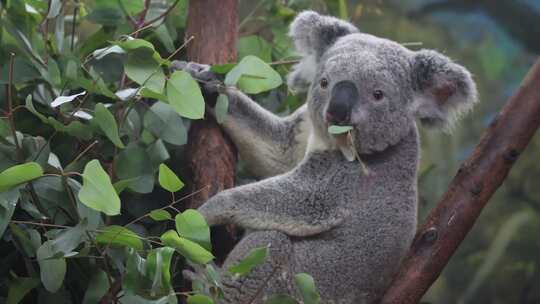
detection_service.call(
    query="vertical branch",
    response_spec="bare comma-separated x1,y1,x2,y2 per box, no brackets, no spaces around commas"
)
382,58,540,303
185,0,238,261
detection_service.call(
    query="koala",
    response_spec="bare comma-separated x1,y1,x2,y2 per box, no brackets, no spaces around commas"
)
182,11,478,304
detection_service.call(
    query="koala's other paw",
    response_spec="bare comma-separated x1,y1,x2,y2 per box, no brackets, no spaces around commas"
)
170,60,221,93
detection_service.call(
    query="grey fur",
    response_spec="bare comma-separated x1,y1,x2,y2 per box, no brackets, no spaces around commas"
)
183,11,478,304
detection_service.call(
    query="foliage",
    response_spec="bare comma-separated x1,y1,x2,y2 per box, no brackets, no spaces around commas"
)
0,0,320,302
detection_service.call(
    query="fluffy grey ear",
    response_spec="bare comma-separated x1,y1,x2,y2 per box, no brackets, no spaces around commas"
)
287,11,358,92
411,49,479,130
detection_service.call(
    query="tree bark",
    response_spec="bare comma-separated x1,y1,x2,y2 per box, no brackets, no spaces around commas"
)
185,0,238,260
382,58,540,303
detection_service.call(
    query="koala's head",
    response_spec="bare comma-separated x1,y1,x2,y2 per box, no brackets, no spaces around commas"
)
288,11,478,158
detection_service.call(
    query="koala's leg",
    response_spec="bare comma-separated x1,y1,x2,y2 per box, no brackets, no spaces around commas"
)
198,174,345,237
218,231,296,304
220,88,309,178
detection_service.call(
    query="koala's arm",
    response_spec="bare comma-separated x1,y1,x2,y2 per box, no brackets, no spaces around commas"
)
173,61,309,178
219,88,309,178
198,174,345,237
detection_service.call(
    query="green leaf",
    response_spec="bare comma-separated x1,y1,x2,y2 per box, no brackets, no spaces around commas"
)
294,273,321,304
82,270,109,304
1,189,19,236
86,8,124,26
265,295,299,304
93,103,125,148
37,241,67,293
155,24,175,53
0,58,40,84
9,224,41,257
210,63,236,74
144,102,187,146
187,294,214,304
146,247,175,295
115,144,155,194
149,209,172,221
158,164,184,192
175,209,211,251
26,96,93,140
224,56,282,94
50,220,87,257
119,0,145,15
46,58,62,87
92,45,125,60
215,94,229,124
237,36,272,62
166,71,205,119
160,230,214,265
0,162,43,192
95,225,143,250
7,277,40,304
50,91,86,108
327,125,353,134
228,246,267,276
78,160,121,216
123,249,149,295
140,87,168,102
124,50,165,93
116,38,156,52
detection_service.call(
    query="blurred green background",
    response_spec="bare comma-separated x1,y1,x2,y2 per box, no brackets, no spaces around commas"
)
238,1,540,303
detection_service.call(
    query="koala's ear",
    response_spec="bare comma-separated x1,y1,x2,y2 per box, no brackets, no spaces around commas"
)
287,11,358,92
411,50,478,130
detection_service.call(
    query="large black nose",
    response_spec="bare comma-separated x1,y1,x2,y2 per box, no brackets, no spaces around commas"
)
326,80,358,125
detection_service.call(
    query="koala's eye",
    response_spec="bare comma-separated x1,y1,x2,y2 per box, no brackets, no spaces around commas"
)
320,78,329,89
373,90,384,101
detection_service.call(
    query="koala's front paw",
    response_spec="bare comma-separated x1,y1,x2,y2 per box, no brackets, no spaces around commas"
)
170,60,220,92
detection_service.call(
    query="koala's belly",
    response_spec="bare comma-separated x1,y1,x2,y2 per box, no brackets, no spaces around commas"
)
291,215,415,303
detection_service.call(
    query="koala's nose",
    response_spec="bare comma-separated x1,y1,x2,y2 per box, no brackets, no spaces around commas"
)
326,80,358,125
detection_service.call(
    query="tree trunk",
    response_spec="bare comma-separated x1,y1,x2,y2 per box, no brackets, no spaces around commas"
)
382,58,540,303
185,0,238,261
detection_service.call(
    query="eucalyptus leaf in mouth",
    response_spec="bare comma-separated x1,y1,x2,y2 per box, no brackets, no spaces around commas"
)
328,125,370,175
328,125,353,134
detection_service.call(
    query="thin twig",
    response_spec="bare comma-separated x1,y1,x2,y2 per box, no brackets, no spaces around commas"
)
239,0,267,29
166,35,194,61
124,185,210,228
141,0,181,28
69,140,99,166
268,58,300,66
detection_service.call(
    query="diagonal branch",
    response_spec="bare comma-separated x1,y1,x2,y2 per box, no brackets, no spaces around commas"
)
382,57,540,303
